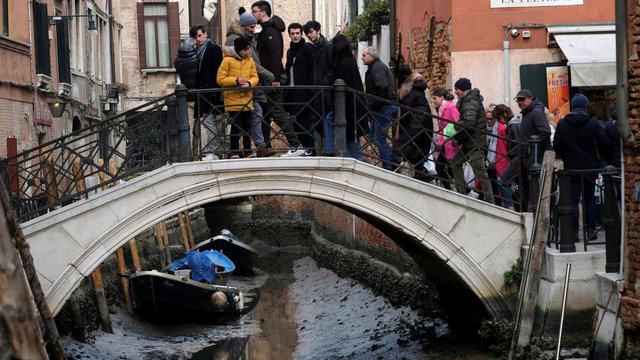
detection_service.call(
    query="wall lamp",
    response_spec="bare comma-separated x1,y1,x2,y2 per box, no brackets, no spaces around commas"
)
49,12,98,31
47,98,67,118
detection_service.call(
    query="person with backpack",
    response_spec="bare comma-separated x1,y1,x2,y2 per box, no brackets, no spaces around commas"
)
174,37,198,90
449,78,494,204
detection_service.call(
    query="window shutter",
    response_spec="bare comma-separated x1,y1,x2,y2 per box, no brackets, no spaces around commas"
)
136,2,146,69
33,1,51,76
168,2,180,66
56,20,71,83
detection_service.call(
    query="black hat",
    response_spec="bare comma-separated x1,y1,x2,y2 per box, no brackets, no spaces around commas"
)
234,37,251,54
515,89,534,99
454,78,471,92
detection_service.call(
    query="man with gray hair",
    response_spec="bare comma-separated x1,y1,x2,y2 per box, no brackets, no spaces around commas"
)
362,46,400,170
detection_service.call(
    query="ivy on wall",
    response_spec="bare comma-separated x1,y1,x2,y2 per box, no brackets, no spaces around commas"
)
343,0,390,42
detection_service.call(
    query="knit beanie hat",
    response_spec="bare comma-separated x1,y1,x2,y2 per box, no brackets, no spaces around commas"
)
571,93,590,110
234,37,251,54
238,8,257,26
454,78,472,92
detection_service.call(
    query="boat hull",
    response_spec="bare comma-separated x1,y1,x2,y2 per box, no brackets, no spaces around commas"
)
194,235,259,274
129,271,243,322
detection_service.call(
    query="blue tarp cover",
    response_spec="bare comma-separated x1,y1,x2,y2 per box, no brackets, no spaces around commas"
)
170,250,235,284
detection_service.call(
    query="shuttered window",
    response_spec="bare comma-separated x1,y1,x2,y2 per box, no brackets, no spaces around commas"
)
56,18,71,83
33,1,51,76
137,2,180,70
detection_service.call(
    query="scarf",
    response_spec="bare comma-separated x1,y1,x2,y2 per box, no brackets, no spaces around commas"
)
197,38,212,73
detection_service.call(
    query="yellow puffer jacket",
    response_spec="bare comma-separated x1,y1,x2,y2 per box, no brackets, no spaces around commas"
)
217,46,259,112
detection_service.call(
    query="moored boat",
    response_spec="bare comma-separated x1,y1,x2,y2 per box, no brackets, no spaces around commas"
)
194,230,259,274
128,270,257,322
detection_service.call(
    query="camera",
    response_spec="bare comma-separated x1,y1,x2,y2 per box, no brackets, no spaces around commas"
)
510,28,519,37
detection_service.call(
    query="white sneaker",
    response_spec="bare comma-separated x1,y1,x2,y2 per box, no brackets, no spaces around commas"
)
202,154,219,161
282,145,306,157
302,149,314,157
467,190,480,199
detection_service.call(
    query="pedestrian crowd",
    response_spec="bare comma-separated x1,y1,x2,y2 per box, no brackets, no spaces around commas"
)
174,0,620,221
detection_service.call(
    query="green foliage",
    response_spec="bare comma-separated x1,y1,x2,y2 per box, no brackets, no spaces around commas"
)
503,256,523,287
343,0,390,42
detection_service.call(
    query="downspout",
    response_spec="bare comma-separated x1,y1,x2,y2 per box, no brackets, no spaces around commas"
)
616,0,633,276
503,39,510,105
616,0,634,144
390,0,396,62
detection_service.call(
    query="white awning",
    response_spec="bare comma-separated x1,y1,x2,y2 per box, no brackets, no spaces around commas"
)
554,32,616,87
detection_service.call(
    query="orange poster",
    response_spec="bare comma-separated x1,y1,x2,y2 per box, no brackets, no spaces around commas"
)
546,66,570,125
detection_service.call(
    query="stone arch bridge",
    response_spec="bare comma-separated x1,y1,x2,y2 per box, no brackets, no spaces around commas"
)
21,157,529,318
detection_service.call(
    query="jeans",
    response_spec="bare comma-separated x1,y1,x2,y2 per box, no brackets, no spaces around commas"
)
571,175,598,234
497,162,519,208
323,111,364,160
202,112,225,154
369,105,399,171
451,146,495,204
249,101,266,149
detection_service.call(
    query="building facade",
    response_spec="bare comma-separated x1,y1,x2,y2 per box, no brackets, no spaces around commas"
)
395,0,614,114
0,0,123,157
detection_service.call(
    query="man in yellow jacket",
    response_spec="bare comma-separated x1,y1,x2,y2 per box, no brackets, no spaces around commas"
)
217,37,259,158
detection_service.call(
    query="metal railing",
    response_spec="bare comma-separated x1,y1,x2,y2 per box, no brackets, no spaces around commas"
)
547,166,622,271
4,81,534,222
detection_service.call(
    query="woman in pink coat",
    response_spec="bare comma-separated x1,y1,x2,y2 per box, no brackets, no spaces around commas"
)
432,88,460,189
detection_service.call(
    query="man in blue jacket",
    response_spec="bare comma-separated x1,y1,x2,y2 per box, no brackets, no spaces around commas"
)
553,93,611,241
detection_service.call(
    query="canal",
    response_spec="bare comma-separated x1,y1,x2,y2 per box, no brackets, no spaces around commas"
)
61,237,497,359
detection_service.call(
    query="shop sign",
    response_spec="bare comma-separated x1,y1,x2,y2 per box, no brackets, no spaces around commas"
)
546,66,570,125
491,0,583,8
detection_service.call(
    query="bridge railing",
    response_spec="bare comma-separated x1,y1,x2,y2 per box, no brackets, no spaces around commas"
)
5,82,533,222
2,95,171,221
548,166,622,272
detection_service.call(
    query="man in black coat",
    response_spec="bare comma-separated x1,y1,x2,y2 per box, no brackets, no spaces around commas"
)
191,25,223,159
304,21,333,124
251,1,303,156
285,23,315,154
174,37,198,90
515,89,551,162
554,94,611,241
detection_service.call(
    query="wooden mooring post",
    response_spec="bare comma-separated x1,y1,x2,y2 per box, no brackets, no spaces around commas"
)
178,211,192,251
510,151,555,358
155,221,172,267
0,180,65,359
67,293,87,343
0,186,48,359
115,248,134,314
184,210,195,248
90,267,113,333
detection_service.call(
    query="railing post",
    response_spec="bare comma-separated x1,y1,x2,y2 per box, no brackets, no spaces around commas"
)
166,95,179,162
175,84,192,162
333,79,347,157
528,135,542,212
558,170,576,253
602,165,621,272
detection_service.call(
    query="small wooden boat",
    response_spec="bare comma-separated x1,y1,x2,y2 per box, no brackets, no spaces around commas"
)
194,230,259,274
128,270,257,322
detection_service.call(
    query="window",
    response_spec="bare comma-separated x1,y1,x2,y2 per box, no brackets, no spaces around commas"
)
33,1,50,76
1,0,8,36
143,4,170,68
56,13,71,83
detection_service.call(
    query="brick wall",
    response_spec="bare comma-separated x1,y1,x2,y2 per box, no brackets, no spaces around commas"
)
620,0,640,354
396,16,451,91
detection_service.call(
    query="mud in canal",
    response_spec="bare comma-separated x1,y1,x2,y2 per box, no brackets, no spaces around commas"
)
62,240,495,359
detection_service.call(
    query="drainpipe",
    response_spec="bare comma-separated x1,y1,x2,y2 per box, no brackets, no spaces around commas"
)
616,0,634,144
503,39,510,104
390,0,396,62
616,0,632,277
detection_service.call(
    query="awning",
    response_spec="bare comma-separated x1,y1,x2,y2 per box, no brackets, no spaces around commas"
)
553,32,616,87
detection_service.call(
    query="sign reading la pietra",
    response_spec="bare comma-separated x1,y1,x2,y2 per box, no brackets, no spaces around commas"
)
490,0,583,8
